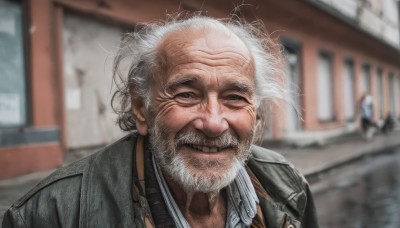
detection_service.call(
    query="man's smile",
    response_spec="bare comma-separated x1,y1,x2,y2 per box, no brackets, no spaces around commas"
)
185,144,234,153
178,144,237,163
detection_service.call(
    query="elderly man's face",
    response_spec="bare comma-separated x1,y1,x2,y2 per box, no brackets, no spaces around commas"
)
148,27,257,192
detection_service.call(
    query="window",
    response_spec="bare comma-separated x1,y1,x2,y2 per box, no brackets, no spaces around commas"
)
389,73,396,117
317,52,334,121
376,69,384,119
0,0,28,127
282,38,302,132
343,60,355,121
398,75,400,118
361,64,371,94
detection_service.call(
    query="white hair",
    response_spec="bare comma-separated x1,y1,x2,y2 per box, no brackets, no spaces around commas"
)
112,15,290,138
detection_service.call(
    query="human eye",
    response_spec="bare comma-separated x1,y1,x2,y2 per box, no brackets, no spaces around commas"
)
176,92,193,99
174,91,199,105
223,93,251,108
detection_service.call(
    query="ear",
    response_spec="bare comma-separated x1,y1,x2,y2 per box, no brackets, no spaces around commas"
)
131,97,149,136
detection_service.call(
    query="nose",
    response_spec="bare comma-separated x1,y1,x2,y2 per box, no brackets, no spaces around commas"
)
193,97,229,137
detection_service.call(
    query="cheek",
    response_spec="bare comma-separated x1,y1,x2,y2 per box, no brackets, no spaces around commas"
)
155,105,197,133
226,108,257,138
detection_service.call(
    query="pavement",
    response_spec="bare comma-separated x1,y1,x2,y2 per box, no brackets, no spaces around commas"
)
277,130,400,180
1,129,400,224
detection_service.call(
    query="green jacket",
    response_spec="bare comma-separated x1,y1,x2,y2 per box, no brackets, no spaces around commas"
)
2,133,319,228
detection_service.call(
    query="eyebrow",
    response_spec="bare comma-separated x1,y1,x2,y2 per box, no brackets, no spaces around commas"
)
222,81,254,94
164,75,254,95
165,75,199,92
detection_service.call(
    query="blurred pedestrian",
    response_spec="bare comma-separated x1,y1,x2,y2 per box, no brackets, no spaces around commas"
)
360,93,374,139
382,113,396,134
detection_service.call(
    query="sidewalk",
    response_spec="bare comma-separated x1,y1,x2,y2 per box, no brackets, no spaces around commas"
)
276,130,400,179
1,130,400,224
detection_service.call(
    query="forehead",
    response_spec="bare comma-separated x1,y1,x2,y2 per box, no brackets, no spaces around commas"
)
157,26,254,79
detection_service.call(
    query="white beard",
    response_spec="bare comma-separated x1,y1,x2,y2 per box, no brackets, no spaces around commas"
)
149,123,253,193
165,151,243,192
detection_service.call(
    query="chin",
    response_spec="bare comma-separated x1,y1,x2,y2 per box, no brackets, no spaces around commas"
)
165,155,244,193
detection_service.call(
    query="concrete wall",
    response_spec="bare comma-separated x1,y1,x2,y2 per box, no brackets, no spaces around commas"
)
63,13,125,149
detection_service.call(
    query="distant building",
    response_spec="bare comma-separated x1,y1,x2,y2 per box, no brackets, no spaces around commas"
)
0,0,399,179
268,0,400,146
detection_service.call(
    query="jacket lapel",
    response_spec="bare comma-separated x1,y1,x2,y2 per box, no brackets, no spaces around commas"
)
246,165,301,228
80,133,137,227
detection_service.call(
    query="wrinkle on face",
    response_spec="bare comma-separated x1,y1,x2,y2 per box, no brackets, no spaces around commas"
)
150,25,257,147
157,27,253,79
146,26,258,222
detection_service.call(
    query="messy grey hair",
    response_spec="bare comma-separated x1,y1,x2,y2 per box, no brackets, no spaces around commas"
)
112,15,289,142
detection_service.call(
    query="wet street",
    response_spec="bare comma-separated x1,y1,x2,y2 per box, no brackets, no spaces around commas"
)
312,147,400,228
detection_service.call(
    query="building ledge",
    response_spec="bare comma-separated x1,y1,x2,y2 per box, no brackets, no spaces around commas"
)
305,0,400,52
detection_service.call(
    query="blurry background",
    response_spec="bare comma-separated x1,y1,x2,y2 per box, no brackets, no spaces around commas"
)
0,0,400,227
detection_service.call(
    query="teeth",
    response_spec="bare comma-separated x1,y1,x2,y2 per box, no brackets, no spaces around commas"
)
190,144,220,152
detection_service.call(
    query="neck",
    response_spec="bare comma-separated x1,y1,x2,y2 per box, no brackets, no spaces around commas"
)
163,172,227,227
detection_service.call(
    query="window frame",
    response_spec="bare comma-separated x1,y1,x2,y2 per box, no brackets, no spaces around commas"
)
361,64,372,95
343,58,356,121
317,50,336,122
0,0,54,148
0,0,31,130
376,67,384,119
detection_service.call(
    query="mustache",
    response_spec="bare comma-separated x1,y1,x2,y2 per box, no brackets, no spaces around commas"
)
174,130,239,149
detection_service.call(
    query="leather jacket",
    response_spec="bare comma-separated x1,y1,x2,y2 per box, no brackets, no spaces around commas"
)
2,132,319,228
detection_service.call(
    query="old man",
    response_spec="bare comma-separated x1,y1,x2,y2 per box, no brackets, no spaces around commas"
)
3,16,318,228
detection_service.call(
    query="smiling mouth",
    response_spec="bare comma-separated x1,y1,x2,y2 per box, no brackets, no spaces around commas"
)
186,144,229,153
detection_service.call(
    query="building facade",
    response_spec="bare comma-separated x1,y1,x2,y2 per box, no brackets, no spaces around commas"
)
0,0,399,179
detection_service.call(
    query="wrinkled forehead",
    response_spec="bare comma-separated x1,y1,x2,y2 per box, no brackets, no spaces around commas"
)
156,25,254,76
